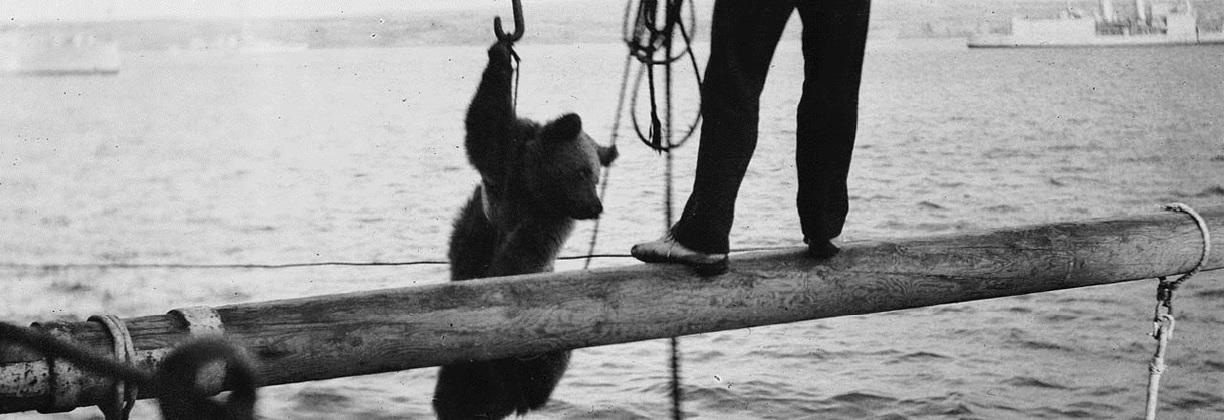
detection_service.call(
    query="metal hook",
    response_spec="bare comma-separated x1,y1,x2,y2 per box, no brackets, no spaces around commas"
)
494,0,525,42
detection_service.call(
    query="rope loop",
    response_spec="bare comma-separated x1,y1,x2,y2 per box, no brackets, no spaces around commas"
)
1144,202,1209,420
88,314,138,420
622,0,702,152
1161,202,1211,287
1153,203,1212,320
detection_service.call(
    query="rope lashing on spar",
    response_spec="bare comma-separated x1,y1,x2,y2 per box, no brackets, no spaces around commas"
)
0,307,259,420
1144,202,1211,420
89,314,138,420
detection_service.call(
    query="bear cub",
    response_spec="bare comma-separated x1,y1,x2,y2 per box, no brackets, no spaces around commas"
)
432,41,617,420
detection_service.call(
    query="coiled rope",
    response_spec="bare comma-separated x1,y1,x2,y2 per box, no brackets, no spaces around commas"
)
1144,202,1211,420
623,0,702,152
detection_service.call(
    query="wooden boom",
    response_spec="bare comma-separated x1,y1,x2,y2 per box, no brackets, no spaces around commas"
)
2,206,1221,414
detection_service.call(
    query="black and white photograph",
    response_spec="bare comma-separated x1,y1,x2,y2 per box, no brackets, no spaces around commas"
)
2,0,1223,418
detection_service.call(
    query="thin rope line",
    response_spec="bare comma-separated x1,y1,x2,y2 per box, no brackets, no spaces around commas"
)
0,261,452,270
583,54,636,271
1144,314,1175,420
0,248,794,272
660,4,682,418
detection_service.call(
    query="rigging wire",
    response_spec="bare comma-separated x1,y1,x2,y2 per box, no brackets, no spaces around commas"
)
0,254,611,271
0,248,793,271
582,54,635,271
600,1,704,418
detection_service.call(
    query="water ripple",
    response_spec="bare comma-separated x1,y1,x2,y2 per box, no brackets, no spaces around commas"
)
1002,376,1072,390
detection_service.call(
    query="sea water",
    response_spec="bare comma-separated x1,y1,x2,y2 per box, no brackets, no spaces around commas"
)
2,39,1223,419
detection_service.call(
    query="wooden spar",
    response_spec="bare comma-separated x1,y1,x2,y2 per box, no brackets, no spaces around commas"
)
2,206,1221,414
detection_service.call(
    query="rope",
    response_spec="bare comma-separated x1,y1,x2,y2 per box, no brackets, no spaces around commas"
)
1153,203,1212,315
662,32,682,420
1,321,150,379
89,314,138,420
0,254,611,271
3,248,800,273
0,261,450,270
603,2,705,417
622,2,701,418
623,0,702,152
1144,202,1211,420
493,0,524,113
510,46,521,116
1145,314,1175,420
0,321,150,416
582,53,635,270
1,319,260,419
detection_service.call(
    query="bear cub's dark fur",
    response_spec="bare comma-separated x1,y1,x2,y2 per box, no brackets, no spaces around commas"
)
432,41,617,420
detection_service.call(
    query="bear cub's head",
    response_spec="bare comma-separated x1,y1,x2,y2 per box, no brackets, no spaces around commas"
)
523,113,618,220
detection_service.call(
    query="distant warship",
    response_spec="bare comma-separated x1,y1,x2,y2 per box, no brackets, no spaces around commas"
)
1,32,121,76
969,0,1224,48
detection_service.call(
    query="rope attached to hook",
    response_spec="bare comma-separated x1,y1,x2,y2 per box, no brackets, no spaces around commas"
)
1153,202,1212,316
1144,202,1211,420
490,0,524,114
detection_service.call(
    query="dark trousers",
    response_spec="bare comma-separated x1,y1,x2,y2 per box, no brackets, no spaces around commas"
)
671,0,871,253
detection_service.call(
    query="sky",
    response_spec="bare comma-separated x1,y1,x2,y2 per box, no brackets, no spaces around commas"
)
3,0,514,23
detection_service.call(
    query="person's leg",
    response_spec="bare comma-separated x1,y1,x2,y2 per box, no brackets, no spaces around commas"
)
633,0,794,274
670,0,794,254
794,0,870,258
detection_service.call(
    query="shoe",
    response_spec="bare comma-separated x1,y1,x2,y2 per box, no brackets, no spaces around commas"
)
806,239,840,260
631,235,729,276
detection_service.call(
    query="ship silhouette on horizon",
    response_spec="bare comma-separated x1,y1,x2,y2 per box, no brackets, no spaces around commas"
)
969,0,1224,48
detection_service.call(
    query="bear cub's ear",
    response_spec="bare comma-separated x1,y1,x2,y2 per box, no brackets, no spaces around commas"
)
541,113,583,143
